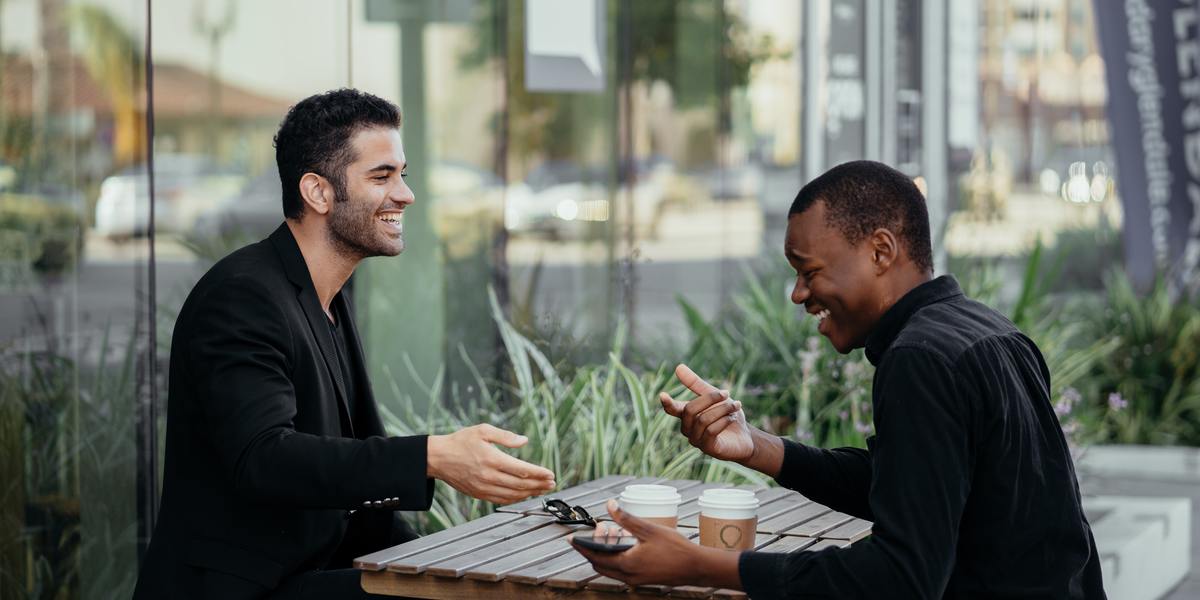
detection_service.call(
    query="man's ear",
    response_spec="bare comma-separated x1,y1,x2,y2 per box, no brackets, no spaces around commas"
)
299,173,333,216
868,228,899,274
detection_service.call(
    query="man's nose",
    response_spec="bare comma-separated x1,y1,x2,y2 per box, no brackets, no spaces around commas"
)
394,180,415,206
791,280,809,305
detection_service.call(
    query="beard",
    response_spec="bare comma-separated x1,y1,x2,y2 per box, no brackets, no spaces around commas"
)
326,182,405,260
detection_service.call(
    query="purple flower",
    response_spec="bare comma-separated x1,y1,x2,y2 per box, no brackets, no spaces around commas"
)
1107,392,1128,411
854,421,873,435
1055,387,1081,417
1054,398,1073,417
1061,387,1082,405
837,410,849,421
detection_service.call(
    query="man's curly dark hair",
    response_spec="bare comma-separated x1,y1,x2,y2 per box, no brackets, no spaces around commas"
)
789,160,934,273
274,88,402,220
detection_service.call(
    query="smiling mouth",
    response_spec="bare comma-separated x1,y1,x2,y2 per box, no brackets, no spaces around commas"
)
378,213,403,229
813,308,831,323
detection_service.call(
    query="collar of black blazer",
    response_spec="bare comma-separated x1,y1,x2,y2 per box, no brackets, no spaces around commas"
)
268,223,356,436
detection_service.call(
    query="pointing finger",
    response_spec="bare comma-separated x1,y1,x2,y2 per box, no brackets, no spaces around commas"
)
674,363,718,397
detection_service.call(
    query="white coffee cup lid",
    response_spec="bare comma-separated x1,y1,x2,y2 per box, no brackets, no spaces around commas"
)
619,484,681,505
698,488,759,509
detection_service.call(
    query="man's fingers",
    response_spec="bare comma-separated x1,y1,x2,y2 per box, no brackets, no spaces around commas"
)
702,411,738,439
679,390,729,437
659,392,687,417
481,425,530,449
689,400,739,443
674,363,717,396
489,449,556,482
484,470,557,495
606,499,657,540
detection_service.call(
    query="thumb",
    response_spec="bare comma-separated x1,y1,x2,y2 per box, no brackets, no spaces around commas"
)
659,392,686,417
606,499,657,540
482,425,529,449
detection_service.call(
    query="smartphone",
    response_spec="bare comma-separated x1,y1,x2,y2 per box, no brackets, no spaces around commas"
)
570,533,638,553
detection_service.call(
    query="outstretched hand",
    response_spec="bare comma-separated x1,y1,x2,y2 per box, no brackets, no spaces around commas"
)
426,424,556,505
659,364,756,463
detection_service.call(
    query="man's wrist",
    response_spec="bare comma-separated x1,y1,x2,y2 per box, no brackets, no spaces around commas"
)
426,434,444,480
696,546,744,590
739,428,784,478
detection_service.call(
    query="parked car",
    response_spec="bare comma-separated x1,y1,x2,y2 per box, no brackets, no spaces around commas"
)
93,154,245,239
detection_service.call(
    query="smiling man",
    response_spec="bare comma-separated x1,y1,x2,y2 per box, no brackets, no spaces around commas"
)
574,160,1106,599
133,89,555,600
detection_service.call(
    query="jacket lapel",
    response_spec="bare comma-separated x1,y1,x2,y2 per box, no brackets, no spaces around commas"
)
268,224,354,436
339,288,385,438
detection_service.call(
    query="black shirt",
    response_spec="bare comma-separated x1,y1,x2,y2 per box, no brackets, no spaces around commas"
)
738,276,1106,599
327,292,359,437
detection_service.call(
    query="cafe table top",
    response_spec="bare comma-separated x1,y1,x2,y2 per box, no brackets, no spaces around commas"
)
354,475,872,599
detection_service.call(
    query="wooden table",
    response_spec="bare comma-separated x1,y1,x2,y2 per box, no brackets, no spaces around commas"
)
354,475,872,599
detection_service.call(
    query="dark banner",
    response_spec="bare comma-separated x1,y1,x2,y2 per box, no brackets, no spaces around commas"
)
1093,0,1200,290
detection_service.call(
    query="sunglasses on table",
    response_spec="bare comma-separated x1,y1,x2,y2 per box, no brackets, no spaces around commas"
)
542,498,597,527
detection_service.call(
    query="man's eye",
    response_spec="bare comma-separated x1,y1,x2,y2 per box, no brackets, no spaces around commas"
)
374,175,389,182
400,170,409,179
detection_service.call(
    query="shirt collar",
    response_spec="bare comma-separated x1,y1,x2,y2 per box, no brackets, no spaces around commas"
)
864,275,963,365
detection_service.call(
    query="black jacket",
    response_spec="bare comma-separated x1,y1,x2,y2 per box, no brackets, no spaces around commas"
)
133,224,433,600
739,276,1106,599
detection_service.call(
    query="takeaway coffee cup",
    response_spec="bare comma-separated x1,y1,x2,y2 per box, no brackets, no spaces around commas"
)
617,484,682,528
698,488,759,551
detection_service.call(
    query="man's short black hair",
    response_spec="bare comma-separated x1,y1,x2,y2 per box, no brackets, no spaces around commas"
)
788,160,934,273
274,88,402,220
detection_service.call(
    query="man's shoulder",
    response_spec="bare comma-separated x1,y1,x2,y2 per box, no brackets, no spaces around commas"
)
891,294,1022,365
179,238,291,322
197,238,287,293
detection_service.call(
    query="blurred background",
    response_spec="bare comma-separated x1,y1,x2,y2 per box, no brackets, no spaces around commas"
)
2,1,1196,598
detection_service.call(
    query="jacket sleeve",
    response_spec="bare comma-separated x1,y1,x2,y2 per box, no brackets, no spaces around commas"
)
739,347,972,599
774,440,873,520
185,274,434,511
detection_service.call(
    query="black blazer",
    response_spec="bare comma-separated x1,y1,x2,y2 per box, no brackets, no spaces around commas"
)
133,224,432,600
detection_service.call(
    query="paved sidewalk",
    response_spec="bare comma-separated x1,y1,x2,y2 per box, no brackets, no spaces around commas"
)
1078,446,1200,599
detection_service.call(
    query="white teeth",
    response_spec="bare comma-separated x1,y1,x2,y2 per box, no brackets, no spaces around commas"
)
379,214,401,223
815,309,830,322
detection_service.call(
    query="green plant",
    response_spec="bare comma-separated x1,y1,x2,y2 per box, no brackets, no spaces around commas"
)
0,194,83,276
0,327,140,599
1085,272,1200,444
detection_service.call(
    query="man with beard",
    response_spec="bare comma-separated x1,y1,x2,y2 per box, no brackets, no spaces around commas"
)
573,161,1106,599
133,89,556,600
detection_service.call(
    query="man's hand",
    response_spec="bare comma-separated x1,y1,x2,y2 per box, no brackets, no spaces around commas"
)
426,424,556,504
571,499,742,589
660,364,756,462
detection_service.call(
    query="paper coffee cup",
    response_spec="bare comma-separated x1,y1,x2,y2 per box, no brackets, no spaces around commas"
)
617,484,681,528
698,488,759,551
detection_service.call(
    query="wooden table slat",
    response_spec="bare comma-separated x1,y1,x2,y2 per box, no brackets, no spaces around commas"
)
779,511,855,538
462,537,576,582
384,516,555,574
504,546,592,585
352,511,524,570
543,561,601,590
756,502,833,535
820,517,872,542
425,522,577,578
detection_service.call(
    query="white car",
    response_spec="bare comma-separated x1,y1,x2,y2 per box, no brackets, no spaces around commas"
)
93,154,245,239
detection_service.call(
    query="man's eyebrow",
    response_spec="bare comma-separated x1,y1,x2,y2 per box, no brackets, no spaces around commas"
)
366,163,404,173
786,248,813,264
